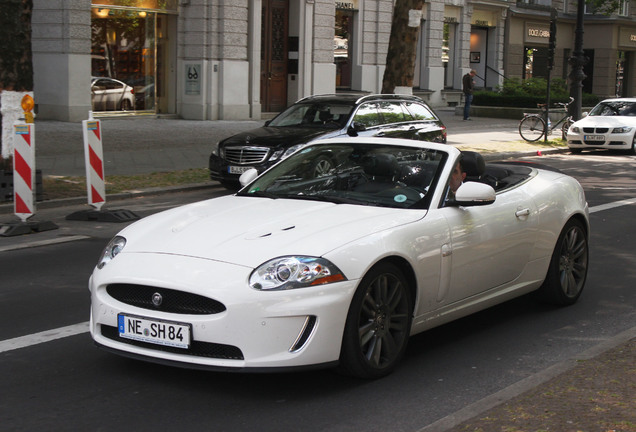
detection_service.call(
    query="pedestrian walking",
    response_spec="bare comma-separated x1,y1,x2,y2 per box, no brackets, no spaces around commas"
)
462,69,476,121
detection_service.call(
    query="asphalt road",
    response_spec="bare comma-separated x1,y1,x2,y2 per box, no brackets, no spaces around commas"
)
1,151,635,431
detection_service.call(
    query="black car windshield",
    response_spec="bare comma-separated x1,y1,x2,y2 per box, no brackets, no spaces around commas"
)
268,103,354,128
589,101,636,116
237,143,448,209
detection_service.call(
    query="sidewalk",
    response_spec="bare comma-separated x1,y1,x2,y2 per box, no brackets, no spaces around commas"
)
28,108,562,177
2,111,634,432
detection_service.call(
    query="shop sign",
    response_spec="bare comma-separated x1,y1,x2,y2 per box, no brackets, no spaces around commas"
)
336,0,358,10
92,0,178,13
525,22,550,44
618,27,636,48
444,17,458,23
471,10,496,27
185,63,201,96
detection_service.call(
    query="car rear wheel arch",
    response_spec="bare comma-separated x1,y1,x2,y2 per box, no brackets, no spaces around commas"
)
536,216,589,306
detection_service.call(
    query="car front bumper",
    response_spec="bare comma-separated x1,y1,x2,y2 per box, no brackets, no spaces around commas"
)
209,153,277,185
567,131,634,151
90,252,357,371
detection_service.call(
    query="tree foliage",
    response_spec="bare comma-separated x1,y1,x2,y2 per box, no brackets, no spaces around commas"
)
0,0,33,91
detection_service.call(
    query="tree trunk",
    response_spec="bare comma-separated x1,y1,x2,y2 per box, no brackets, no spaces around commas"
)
0,0,33,160
381,0,425,94
0,0,33,92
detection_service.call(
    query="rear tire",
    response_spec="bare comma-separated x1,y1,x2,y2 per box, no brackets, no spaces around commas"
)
537,219,588,306
121,99,132,111
338,263,412,379
519,115,545,142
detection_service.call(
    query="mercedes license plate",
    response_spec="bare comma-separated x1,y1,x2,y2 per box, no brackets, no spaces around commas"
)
228,165,253,174
118,314,191,349
584,135,605,141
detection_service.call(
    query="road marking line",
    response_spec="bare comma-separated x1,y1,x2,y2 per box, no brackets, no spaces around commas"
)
589,197,636,214
0,235,91,252
0,322,89,354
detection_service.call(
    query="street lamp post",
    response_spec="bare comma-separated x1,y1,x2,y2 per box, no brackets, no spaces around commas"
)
568,0,587,120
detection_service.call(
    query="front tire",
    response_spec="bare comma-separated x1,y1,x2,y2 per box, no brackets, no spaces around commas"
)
338,263,413,379
537,219,588,306
519,115,546,142
562,118,573,140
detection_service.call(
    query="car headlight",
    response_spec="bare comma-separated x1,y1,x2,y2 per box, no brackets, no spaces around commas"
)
612,126,633,134
211,141,221,157
571,126,580,133
250,256,346,291
97,236,126,269
270,144,306,162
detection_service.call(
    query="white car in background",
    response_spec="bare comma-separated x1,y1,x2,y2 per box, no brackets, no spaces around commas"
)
91,77,135,111
89,138,589,379
567,98,636,154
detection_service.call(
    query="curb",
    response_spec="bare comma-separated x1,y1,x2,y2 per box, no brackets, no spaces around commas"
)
418,325,636,432
0,182,222,215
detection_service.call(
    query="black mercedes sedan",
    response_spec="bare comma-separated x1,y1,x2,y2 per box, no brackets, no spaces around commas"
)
209,93,447,188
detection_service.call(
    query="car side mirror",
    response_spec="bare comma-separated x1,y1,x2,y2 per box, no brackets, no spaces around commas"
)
239,168,259,187
347,121,366,137
450,182,495,206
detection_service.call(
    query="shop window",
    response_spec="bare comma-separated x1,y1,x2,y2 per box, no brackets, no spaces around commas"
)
91,7,156,112
335,9,354,89
442,22,457,88
523,46,549,79
616,51,625,96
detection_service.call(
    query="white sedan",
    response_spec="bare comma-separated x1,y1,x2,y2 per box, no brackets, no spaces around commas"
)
567,98,636,154
89,138,590,379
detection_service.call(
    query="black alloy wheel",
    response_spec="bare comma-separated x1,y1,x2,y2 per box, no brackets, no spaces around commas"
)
338,262,413,379
537,218,588,306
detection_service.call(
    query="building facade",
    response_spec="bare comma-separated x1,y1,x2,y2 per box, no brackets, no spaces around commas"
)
29,0,636,123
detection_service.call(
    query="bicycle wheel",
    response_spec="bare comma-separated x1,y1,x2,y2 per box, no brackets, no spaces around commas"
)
519,115,546,142
561,117,573,140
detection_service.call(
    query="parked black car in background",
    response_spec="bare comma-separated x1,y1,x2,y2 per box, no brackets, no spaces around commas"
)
209,94,447,188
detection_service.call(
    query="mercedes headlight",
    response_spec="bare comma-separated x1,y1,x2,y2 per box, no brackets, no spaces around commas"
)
250,256,346,291
97,236,126,269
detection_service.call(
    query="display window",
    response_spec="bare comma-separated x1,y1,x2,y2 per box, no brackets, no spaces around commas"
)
91,5,171,113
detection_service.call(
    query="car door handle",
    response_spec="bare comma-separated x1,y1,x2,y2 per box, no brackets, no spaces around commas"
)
515,208,530,218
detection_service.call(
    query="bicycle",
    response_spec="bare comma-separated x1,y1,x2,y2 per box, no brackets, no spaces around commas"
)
519,97,574,142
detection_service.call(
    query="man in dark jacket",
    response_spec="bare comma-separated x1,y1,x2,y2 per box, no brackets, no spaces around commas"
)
462,70,476,120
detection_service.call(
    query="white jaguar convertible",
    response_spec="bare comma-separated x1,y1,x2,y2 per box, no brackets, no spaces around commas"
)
90,138,589,378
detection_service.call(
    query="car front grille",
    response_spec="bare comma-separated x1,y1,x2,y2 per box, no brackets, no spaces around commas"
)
100,325,244,360
583,127,609,133
223,146,270,164
107,284,226,315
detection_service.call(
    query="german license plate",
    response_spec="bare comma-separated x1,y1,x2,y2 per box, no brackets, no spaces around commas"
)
228,165,253,174
584,135,605,141
118,314,191,349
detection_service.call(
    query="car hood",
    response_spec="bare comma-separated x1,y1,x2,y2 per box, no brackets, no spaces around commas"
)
119,195,425,268
220,126,342,148
574,115,636,127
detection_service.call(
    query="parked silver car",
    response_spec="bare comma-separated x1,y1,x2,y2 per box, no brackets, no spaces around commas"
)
91,77,135,111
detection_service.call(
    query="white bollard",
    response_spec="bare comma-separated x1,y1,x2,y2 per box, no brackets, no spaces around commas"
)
82,111,106,211
12,122,35,222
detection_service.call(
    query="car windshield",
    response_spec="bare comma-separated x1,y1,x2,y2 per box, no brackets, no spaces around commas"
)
268,102,354,128
589,101,636,117
238,143,448,209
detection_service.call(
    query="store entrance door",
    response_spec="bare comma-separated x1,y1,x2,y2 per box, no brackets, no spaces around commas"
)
261,0,288,113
